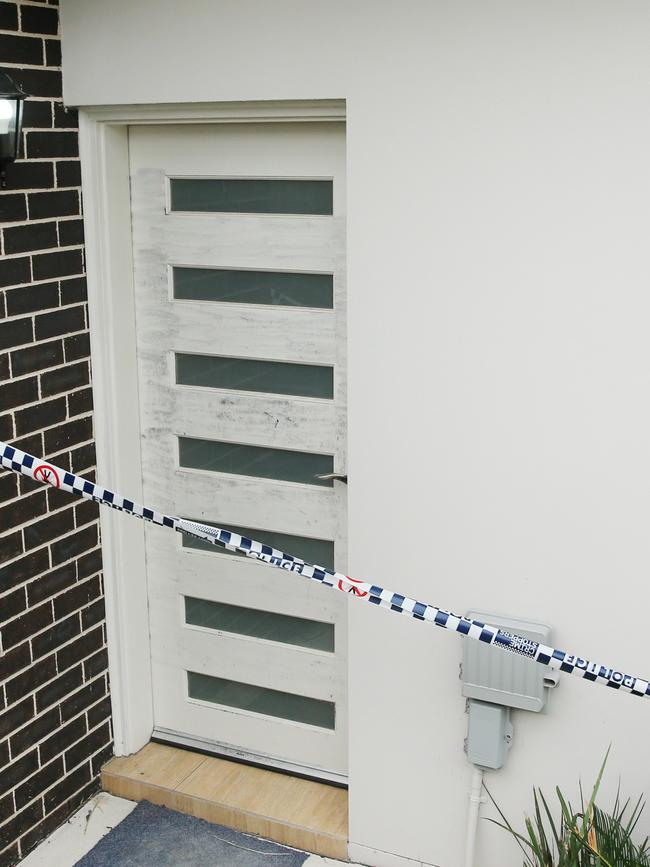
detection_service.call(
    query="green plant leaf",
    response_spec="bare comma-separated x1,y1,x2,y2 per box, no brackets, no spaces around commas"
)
486,748,650,867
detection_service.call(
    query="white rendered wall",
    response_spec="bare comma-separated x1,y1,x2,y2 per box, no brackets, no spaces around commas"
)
61,3,650,864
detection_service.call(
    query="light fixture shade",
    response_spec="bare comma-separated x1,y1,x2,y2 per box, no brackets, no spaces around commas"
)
0,71,27,167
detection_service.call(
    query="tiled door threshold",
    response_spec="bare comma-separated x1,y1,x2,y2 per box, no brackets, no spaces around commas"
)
101,742,348,860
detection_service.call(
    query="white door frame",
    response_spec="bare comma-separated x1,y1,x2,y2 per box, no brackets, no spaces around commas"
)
78,100,346,756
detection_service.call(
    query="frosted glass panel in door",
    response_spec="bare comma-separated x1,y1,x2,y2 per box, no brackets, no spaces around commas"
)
185,597,335,652
170,178,333,214
178,437,334,486
187,672,336,729
175,353,334,399
172,268,334,308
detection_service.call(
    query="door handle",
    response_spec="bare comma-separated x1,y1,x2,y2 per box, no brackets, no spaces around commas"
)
314,473,348,484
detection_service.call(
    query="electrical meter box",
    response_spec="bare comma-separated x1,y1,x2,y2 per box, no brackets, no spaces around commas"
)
462,611,554,712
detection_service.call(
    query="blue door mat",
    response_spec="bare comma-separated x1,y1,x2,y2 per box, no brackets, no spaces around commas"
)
74,800,311,866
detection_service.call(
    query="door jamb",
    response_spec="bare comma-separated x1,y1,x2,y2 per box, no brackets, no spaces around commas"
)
78,100,346,756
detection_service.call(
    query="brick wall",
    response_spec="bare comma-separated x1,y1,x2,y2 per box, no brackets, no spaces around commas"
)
0,2,112,865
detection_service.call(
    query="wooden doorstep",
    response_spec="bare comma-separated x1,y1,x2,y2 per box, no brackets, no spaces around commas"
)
101,742,348,860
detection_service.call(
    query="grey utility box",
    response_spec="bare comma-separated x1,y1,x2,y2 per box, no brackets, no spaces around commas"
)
462,611,554,712
466,700,513,769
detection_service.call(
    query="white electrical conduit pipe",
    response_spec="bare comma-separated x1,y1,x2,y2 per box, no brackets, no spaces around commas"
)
464,765,485,867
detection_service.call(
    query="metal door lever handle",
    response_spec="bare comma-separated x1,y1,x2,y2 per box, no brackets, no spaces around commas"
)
314,473,348,483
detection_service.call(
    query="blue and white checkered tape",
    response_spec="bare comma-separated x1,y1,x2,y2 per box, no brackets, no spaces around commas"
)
2,438,648,700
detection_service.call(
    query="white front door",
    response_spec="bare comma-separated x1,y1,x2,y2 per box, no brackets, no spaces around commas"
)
128,121,348,781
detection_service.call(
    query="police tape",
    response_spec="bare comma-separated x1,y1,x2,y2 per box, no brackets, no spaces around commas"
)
2,438,648,701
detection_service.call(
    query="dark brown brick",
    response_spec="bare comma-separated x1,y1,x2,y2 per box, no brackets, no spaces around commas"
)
63,331,89,363
0,699,33,740
46,484,71,511
0,844,19,867
57,626,102,673
0,34,43,65
83,647,107,680
39,712,85,764
0,413,13,439
0,352,7,378
0,798,42,850
23,507,75,550
4,223,58,256
44,449,69,472
0,749,39,794
87,695,111,730
1,160,53,192
1,601,52,649
14,396,66,436
35,664,82,713
0,65,60,99
58,218,84,247
41,360,88,397
74,499,99,529
0,193,27,222
11,340,64,376
0,790,13,824
70,442,95,473
5,654,56,706
20,3,58,34
0,412,12,440
44,760,90,812
0,310,34,348
10,707,58,766
0,491,47,528
0,2,18,30
0,472,18,504
59,278,86,308
11,431,43,457
0,642,31,681
91,742,113,777
0,256,30,289
0,194,29,227
60,675,105,722
32,248,83,281
44,415,92,453
26,128,76,158
15,757,64,812
65,720,109,772
52,573,99,616
55,444,77,474
26,561,75,604
0,376,39,411
44,37,60,67
0,586,26,622
31,611,80,660
29,189,78,220
34,304,84,340
21,100,53,129
55,160,80,188
0,547,49,593
68,386,93,417
53,103,77,129
0,530,23,566
81,598,104,630
6,280,59,315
